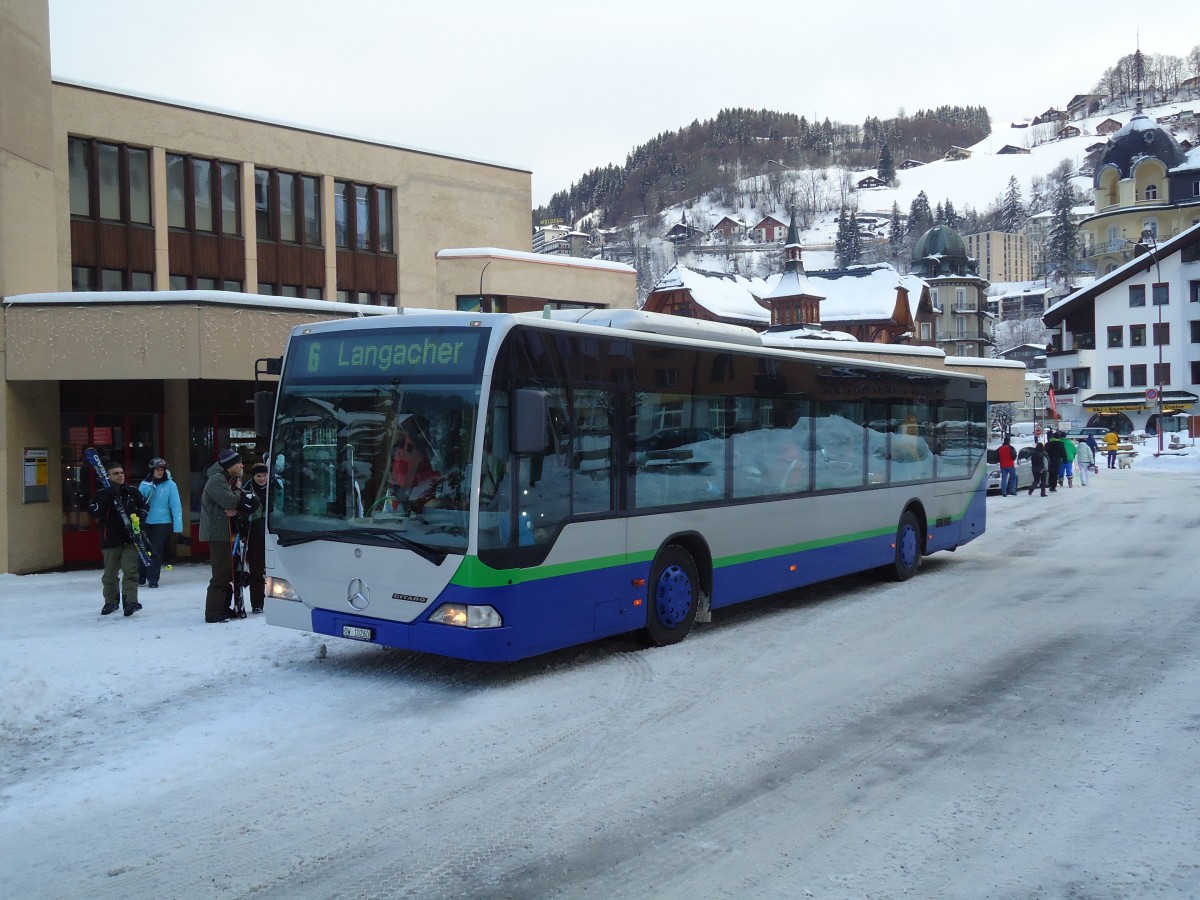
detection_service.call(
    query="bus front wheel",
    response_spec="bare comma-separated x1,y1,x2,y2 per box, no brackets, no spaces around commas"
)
644,545,699,646
887,510,922,581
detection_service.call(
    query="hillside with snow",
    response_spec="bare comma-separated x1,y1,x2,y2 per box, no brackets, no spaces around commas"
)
610,98,1198,298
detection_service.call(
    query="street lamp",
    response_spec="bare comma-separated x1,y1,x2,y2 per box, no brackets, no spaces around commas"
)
1141,229,1164,456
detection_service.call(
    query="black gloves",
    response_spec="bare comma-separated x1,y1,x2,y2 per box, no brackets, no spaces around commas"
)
238,492,262,515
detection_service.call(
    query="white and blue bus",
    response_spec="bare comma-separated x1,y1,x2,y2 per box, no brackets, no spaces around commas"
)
261,309,987,661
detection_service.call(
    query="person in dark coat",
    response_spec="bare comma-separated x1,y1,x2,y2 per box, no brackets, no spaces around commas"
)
88,459,150,616
1027,442,1049,497
243,463,269,613
1044,432,1067,492
200,450,259,623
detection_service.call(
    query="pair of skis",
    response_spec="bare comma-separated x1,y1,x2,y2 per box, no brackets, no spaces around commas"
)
229,514,250,619
84,447,153,567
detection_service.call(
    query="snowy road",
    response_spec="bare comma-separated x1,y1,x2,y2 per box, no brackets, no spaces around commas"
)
2,461,1198,898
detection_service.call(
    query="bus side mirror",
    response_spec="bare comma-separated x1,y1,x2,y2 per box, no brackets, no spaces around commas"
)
254,391,276,438
511,389,547,455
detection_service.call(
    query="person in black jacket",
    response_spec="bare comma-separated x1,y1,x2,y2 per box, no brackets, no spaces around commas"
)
243,463,269,613
1044,433,1067,492
1027,442,1049,497
88,459,150,617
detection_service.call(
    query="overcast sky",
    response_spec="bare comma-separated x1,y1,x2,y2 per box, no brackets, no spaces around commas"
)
48,0,1195,206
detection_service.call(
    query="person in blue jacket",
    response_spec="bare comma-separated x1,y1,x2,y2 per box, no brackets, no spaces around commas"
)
138,457,183,588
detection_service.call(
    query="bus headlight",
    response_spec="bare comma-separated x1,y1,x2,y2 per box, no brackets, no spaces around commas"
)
266,576,301,601
428,603,502,629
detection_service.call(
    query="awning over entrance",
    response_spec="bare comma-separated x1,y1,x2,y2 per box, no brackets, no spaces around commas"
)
1081,390,1198,413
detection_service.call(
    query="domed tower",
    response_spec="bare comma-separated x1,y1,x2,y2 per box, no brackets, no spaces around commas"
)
1083,100,1191,274
910,224,991,358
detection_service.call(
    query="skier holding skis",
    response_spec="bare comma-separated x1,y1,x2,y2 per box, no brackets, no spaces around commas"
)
200,449,259,623
88,459,150,617
243,463,269,613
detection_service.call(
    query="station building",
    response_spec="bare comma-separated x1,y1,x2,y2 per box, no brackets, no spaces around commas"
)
0,0,635,572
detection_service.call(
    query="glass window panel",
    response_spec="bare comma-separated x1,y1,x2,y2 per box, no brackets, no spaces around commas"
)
280,285,299,297
571,389,615,515
336,289,350,302
72,266,92,291
1131,365,1147,387
278,172,296,242
355,184,370,250
196,277,217,290
193,159,213,231
222,280,242,292
254,168,271,239
128,147,150,224
69,138,91,217
815,400,866,490
1152,284,1169,306
306,287,323,300
101,269,123,290
98,143,121,220
257,282,274,294
166,154,187,228
169,274,189,290
220,162,239,235
334,180,350,248
886,401,936,484
303,175,321,245
376,186,393,252
130,271,153,290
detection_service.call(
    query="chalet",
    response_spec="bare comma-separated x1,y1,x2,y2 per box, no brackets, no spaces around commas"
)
1095,117,1122,136
750,214,788,243
759,212,825,329
997,144,1030,155
1057,124,1081,140
1032,108,1067,126
711,215,746,239
897,158,925,169
1085,142,1106,153
1066,94,1103,120
855,174,888,189
664,213,696,243
943,146,972,161
802,264,935,345
1182,74,1200,94
643,265,770,329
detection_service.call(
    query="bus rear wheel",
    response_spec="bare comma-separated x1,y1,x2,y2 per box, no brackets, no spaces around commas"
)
886,510,922,582
644,545,699,646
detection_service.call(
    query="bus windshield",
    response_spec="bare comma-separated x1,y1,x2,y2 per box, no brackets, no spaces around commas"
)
268,326,488,552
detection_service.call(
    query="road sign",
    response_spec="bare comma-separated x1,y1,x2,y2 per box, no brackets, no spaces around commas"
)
1145,388,1159,401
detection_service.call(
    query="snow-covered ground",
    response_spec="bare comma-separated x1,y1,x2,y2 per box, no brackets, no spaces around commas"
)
2,448,1199,898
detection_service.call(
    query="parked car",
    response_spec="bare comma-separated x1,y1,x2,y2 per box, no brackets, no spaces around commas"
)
1064,426,1109,442
986,445,1034,494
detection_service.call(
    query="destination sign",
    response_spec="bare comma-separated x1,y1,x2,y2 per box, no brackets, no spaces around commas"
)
288,327,487,381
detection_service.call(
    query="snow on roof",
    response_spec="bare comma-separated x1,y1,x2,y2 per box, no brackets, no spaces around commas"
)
1169,145,1200,173
651,265,771,324
762,268,824,302
436,247,635,274
760,328,857,347
791,264,927,322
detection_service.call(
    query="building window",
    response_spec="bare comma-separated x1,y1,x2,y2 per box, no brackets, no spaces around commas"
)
1144,184,1157,201
1108,366,1124,388
254,167,321,246
1143,219,1158,239
1153,363,1171,385
1190,280,1199,303
1192,361,1200,385
920,322,931,341
1107,326,1123,348
1072,368,1091,389
1129,284,1146,307
1152,283,1169,306
166,153,240,235
1131,364,1147,387
334,180,394,253
1153,322,1169,346
1130,324,1146,346
1191,320,1200,343
1194,180,1200,197
68,137,151,225
929,288,938,307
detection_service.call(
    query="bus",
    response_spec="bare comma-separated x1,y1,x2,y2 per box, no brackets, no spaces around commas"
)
261,309,987,661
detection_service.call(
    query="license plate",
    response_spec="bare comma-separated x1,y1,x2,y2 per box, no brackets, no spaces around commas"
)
342,625,374,641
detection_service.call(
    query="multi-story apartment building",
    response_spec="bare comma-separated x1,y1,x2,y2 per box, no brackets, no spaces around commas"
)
964,231,1032,283
1043,222,1200,435
910,225,992,357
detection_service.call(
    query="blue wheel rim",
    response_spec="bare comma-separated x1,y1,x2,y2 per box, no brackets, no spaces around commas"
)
655,563,693,628
899,523,918,569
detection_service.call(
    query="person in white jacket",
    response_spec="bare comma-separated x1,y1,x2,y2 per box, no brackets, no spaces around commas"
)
1074,439,1095,487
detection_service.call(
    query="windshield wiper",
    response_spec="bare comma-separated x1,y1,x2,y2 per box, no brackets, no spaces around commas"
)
276,527,447,565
